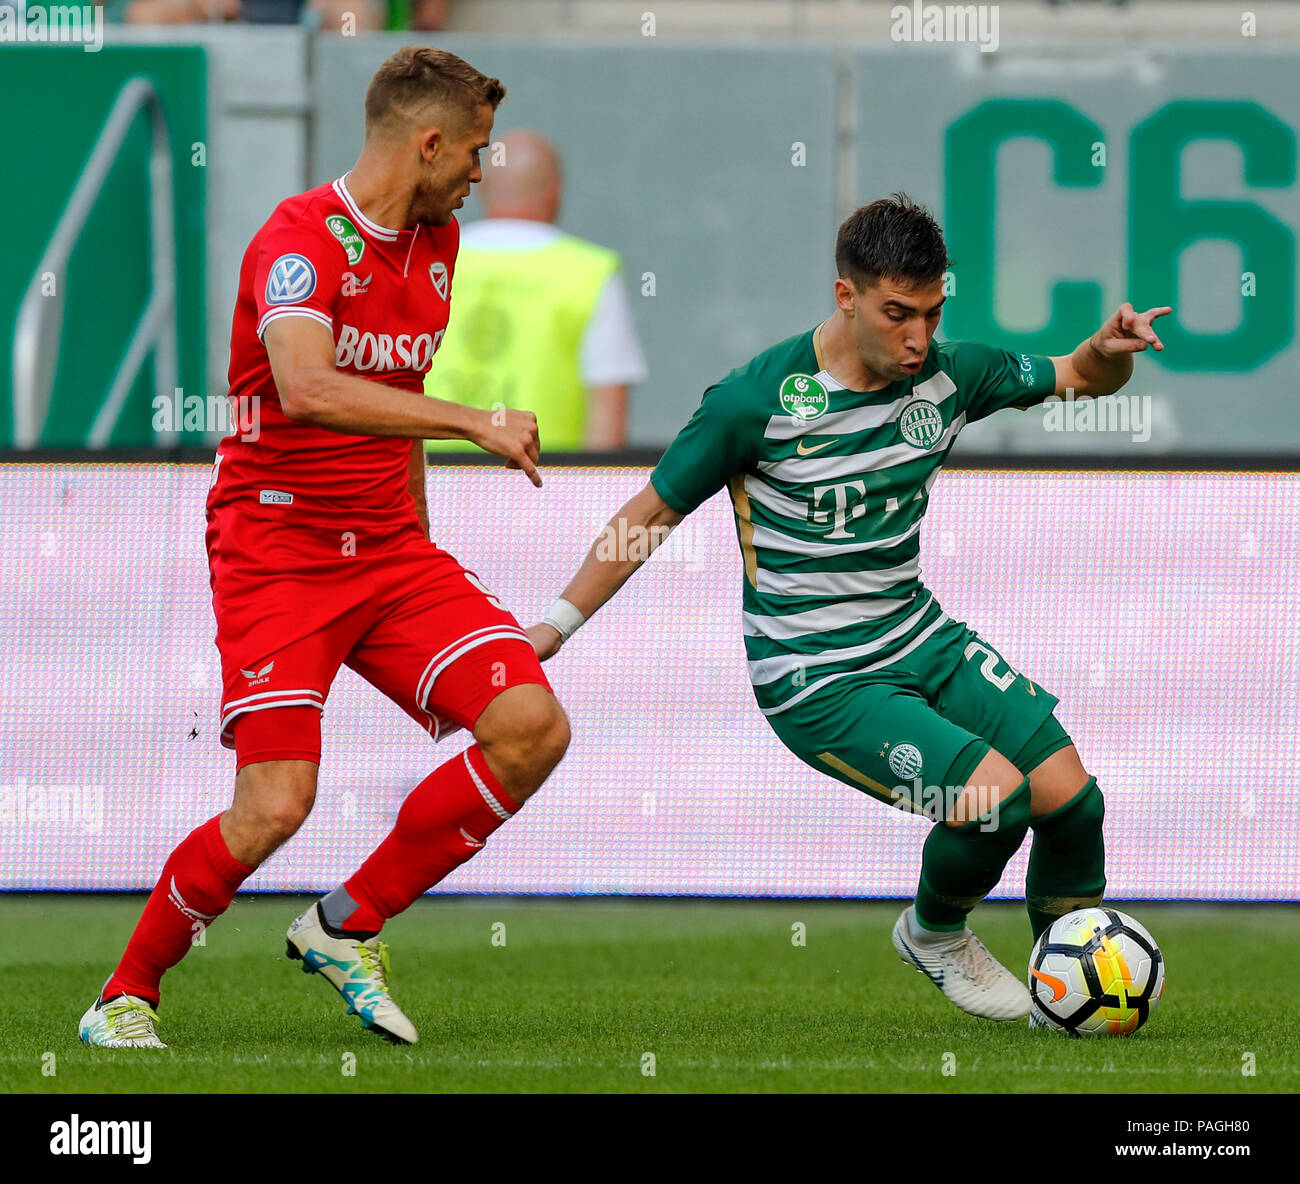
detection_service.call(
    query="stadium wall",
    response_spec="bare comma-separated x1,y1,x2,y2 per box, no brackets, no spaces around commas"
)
2,462,1295,901
310,35,1298,455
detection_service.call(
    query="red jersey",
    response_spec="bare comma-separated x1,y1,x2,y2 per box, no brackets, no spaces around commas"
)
208,174,458,529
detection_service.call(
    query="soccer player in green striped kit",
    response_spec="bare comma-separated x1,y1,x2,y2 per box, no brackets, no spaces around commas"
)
529,195,1170,1022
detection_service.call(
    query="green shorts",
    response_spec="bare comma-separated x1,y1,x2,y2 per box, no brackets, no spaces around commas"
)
764,617,1073,815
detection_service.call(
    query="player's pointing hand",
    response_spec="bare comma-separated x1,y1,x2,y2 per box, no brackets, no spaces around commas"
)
474,408,543,488
1094,302,1172,356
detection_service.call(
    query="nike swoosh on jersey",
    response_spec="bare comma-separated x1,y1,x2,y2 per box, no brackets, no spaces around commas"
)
795,438,839,456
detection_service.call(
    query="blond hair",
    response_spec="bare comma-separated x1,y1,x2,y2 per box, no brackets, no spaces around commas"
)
364,47,505,138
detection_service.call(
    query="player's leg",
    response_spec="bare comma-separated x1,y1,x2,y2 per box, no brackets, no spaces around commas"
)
323,546,566,935
82,508,366,1048
911,744,1032,936
317,677,567,939
474,681,572,804
81,714,323,1049
891,743,1035,1020
284,679,566,1046
931,626,1106,941
1022,735,1106,940
223,755,320,864
287,541,566,1042
768,677,1032,1019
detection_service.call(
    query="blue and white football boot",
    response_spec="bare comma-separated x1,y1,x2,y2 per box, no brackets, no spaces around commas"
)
286,903,418,1045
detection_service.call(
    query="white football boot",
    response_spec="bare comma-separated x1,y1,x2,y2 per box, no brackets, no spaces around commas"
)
79,992,168,1049
285,903,418,1045
892,907,1032,1021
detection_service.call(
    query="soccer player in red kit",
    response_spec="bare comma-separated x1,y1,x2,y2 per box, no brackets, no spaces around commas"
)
79,48,569,1049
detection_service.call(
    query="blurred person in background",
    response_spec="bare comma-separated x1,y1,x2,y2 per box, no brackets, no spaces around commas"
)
424,128,647,453
124,0,240,23
310,0,448,32
120,0,446,28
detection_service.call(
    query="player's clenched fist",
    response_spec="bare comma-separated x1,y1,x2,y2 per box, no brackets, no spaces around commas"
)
471,408,543,487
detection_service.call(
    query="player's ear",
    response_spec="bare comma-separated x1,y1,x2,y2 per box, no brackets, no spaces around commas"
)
417,127,443,163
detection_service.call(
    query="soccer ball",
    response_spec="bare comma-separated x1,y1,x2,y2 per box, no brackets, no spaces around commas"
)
1028,907,1165,1036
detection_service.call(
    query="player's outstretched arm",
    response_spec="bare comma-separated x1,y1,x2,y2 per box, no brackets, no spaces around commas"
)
1049,302,1172,400
527,480,684,660
264,316,543,487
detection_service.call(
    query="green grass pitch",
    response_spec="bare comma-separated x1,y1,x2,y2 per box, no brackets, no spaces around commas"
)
3,895,1297,1094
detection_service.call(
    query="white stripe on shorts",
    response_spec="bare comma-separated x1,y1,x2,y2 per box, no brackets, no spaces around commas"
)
414,625,531,710
219,693,325,747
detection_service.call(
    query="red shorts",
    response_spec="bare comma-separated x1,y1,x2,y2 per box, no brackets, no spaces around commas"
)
206,508,553,770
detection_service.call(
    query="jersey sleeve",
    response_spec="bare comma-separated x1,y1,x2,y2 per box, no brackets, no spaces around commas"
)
651,379,761,515
253,222,343,341
580,271,649,387
950,341,1057,422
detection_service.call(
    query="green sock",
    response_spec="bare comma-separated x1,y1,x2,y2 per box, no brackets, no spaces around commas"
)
914,778,1031,930
1025,776,1106,940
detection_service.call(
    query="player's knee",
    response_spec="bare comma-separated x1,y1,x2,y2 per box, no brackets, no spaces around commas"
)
1073,777,1104,830
257,797,314,846
944,775,1032,864
513,696,570,774
249,788,314,845
968,748,1024,796
476,688,570,779
948,748,1024,827
540,703,572,770
230,761,317,851
1033,775,1104,835
990,777,1032,845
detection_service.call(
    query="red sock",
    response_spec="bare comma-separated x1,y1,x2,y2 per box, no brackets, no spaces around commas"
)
103,815,254,1005
340,746,517,932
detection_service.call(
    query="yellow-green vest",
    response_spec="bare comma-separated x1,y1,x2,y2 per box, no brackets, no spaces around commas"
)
424,234,621,452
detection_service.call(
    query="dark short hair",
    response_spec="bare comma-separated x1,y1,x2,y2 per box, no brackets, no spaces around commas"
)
365,47,506,137
835,193,950,290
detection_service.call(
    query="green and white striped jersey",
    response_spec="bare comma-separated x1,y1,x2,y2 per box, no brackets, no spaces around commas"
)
650,329,1056,716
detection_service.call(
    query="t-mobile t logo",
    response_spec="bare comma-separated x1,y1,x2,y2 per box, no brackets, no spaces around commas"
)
811,480,867,539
